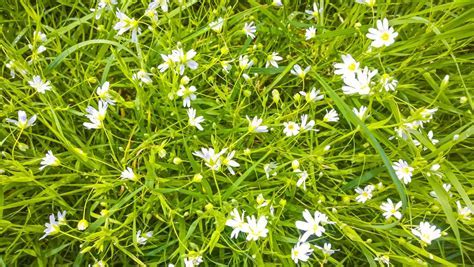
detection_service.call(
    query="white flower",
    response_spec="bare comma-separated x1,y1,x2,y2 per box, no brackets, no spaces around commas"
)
299,88,324,103
83,100,108,129
177,85,197,107
246,116,268,133
305,2,323,20
39,213,60,240
113,11,141,43
272,0,283,7
411,222,442,244
29,75,52,94
226,208,248,238
158,53,174,72
283,121,300,136
243,21,256,39
121,167,137,180
256,193,269,208
184,255,203,267
265,52,283,68
305,26,317,40
300,114,315,132
91,0,117,19
132,69,153,85
77,219,88,231
429,183,452,198
57,210,67,225
209,17,224,32
295,210,332,242
380,73,398,91
323,109,339,122
367,18,398,48
136,230,153,245
334,54,360,78
193,147,227,171
96,81,115,105
315,242,336,256
291,242,313,263
7,110,37,129
244,215,268,241
355,184,375,203
420,107,438,122
295,169,308,190
392,159,413,184
40,150,60,170
221,150,240,175
374,255,390,266
380,198,402,220
155,0,169,12
170,48,198,75
427,130,439,145
356,0,376,7
144,1,159,22
238,55,254,70
33,30,47,43
187,108,205,131
342,67,378,95
353,106,368,121
221,60,232,73
456,201,472,220
291,64,311,79
264,162,277,178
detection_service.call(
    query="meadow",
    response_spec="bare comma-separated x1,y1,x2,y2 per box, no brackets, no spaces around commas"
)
0,0,473,266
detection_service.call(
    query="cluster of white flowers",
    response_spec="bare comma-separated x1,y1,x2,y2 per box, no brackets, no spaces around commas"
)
40,211,67,240
225,208,269,241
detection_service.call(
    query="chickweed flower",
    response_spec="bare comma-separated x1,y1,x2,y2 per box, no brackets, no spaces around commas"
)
7,110,37,129
265,52,283,68
177,85,197,107
411,222,442,245
121,167,137,180
305,26,317,40
283,121,300,136
367,18,398,48
353,106,368,121
295,169,309,190
40,150,60,170
238,55,254,70
305,2,323,20
355,184,375,203
184,254,203,267
40,213,61,240
246,115,268,133
193,147,227,171
429,183,452,198
300,114,315,132
136,230,153,245
300,88,324,103
91,0,117,19
380,198,402,220
296,210,332,242
33,30,47,43
243,21,256,39
323,109,339,122
226,208,248,239
392,159,414,184
209,17,224,32
83,100,108,129
456,201,472,220
132,69,153,85
291,64,311,79
334,54,360,78
380,73,398,91
221,150,240,175
114,11,141,43
29,75,52,94
96,81,115,105
171,48,198,75
187,108,205,131
244,215,269,241
342,67,378,95
315,243,337,256
158,53,174,72
291,242,313,263
264,162,277,178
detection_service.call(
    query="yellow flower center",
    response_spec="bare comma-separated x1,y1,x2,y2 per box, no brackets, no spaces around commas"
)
348,63,356,71
381,32,390,41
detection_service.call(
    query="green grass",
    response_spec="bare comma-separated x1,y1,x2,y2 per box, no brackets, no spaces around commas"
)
1,0,473,266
